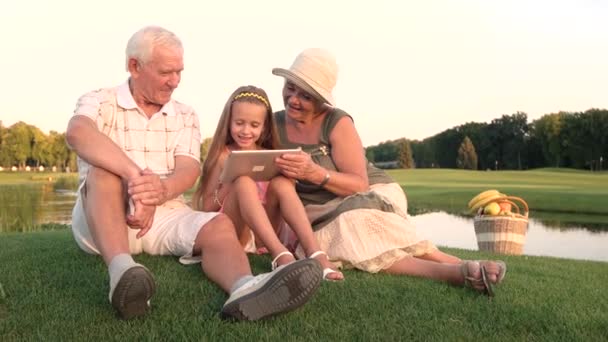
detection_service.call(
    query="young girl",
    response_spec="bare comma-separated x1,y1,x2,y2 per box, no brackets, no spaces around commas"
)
192,85,343,281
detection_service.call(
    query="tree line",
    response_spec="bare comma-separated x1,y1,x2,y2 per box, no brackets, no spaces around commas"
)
2,108,607,172
0,121,77,171
365,109,608,171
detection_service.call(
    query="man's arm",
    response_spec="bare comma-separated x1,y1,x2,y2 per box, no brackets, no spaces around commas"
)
128,156,200,206
67,114,154,238
162,156,200,200
66,115,141,180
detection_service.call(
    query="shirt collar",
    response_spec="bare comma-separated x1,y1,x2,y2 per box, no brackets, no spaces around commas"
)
116,80,176,117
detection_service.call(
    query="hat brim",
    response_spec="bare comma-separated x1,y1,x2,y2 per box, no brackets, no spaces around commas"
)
272,68,334,106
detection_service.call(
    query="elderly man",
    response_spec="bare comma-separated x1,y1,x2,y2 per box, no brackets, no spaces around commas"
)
66,26,321,321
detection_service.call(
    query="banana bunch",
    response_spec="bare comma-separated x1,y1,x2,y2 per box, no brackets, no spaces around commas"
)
468,189,506,214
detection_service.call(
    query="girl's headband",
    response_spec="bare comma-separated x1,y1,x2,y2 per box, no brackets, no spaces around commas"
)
233,92,270,109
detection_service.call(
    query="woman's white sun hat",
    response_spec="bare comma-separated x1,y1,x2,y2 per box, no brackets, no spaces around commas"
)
272,48,338,106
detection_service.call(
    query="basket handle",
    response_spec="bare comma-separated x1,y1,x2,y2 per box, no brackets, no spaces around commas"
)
502,196,529,216
496,199,520,214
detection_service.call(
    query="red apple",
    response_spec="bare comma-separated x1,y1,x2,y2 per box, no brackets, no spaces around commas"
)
498,201,512,212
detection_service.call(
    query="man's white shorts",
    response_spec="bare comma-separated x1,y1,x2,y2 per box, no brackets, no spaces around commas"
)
71,195,219,265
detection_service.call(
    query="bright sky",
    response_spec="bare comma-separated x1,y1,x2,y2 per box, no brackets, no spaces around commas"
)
2,0,607,146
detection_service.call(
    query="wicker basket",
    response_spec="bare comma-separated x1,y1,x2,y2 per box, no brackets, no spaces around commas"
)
473,196,529,255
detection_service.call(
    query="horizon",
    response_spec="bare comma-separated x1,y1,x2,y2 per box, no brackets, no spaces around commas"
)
2,107,606,148
2,0,608,147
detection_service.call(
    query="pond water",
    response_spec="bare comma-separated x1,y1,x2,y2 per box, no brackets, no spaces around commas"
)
411,212,608,263
1,183,607,263
0,183,76,231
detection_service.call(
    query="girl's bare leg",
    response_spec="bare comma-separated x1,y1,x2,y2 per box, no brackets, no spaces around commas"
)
222,176,295,267
265,176,343,280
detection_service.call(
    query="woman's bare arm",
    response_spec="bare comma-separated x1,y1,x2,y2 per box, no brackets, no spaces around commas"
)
276,116,368,197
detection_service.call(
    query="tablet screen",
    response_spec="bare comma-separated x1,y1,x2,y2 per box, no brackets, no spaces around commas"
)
219,148,301,183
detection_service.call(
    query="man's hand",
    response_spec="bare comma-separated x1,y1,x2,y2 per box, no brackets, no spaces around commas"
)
128,168,169,206
127,199,156,239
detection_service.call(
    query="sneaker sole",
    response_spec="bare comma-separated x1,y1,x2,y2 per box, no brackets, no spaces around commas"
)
111,266,156,320
221,259,322,321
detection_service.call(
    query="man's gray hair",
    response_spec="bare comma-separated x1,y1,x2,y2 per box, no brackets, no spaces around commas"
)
125,26,183,71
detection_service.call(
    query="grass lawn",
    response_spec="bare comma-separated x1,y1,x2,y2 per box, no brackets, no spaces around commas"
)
1,229,607,341
1,168,607,340
0,172,71,185
390,168,608,224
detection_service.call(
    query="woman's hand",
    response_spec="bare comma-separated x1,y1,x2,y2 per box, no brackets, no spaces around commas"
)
275,152,321,183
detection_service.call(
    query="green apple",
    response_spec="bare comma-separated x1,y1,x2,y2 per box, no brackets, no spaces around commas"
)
483,202,501,215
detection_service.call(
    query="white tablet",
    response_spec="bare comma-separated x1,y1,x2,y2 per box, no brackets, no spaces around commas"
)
219,148,302,184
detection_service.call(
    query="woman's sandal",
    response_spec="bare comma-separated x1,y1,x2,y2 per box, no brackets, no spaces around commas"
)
271,251,296,271
460,260,507,297
308,251,344,282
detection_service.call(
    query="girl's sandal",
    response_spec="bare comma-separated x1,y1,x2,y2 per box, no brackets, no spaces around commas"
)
308,251,344,282
271,251,296,271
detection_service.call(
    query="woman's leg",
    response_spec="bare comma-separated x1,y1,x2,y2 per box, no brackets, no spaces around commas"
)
265,176,343,280
384,256,502,290
221,176,295,267
416,250,462,264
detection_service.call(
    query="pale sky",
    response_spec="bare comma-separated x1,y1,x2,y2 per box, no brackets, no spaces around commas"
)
1,0,607,147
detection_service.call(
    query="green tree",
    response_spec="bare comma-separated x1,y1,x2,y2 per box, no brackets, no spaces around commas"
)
397,139,414,169
368,140,399,163
30,126,47,167
4,122,32,168
561,109,608,170
530,112,566,167
456,122,491,169
48,131,71,169
67,150,78,172
365,146,375,162
200,137,213,164
488,112,529,170
411,139,435,168
456,136,478,170
0,122,9,167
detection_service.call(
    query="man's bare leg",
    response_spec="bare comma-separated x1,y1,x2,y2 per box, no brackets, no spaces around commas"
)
193,214,323,321
83,167,130,265
83,167,155,319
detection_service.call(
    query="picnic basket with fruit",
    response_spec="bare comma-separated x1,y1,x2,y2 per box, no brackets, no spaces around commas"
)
468,190,529,255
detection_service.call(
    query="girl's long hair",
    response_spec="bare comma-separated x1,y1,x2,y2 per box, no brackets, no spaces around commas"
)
192,85,278,210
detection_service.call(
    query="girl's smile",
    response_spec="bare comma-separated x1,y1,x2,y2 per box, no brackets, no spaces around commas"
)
230,101,268,150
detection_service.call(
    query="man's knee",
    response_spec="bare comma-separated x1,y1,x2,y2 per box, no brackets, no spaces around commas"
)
86,167,123,194
194,213,239,255
200,213,237,240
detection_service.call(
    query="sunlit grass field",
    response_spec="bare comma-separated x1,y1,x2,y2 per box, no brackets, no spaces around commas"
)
389,168,608,219
1,168,607,340
1,229,607,341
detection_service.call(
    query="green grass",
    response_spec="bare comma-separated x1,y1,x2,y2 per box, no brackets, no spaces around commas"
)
1,229,607,340
0,172,75,185
1,168,608,339
390,168,608,220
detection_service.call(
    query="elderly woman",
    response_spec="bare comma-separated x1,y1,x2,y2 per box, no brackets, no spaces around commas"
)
272,48,506,296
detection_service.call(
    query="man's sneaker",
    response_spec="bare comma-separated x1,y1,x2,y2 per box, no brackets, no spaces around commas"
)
110,265,156,320
221,259,322,321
